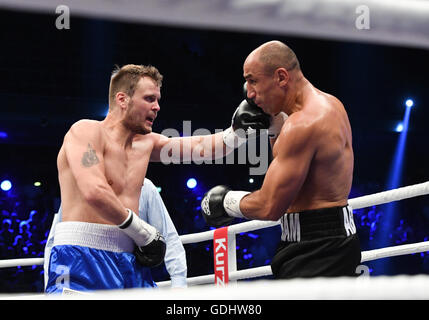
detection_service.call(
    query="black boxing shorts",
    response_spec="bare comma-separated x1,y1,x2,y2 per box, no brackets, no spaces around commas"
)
271,205,361,279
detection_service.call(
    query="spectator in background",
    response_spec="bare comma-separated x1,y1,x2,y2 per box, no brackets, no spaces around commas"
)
1,219,14,254
12,235,26,258
18,221,31,244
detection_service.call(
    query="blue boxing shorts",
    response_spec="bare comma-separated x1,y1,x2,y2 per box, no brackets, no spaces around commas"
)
45,221,156,294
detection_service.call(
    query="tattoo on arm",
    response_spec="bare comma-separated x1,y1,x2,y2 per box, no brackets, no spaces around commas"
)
81,143,99,167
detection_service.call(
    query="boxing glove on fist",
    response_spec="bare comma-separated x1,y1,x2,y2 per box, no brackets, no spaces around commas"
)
232,100,271,133
223,100,271,148
201,185,250,227
133,231,166,267
119,209,166,267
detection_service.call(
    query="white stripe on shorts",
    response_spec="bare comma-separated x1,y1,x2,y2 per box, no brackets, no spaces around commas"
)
53,221,134,253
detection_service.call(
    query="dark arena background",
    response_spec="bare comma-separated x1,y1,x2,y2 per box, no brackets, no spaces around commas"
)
0,0,428,296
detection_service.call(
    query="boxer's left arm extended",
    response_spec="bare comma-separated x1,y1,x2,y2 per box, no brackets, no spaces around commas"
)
149,98,271,163
201,119,315,225
152,131,229,163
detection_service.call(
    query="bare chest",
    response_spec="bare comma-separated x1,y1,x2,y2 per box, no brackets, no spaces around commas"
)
103,141,152,195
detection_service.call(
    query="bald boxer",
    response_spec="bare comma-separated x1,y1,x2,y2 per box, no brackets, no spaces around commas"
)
48,64,272,292
201,41,361,278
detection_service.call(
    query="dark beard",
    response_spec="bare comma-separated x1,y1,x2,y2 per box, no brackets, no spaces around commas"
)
123,117,150,135
123,101,151,135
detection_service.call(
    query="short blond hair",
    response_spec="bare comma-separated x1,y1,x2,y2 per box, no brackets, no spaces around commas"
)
108,64,163,108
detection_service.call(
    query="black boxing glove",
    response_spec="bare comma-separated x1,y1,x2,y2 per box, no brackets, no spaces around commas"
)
133,231,166,267
222,99,271,148
119,209,166,267
201,185,250,227
232,99,271,132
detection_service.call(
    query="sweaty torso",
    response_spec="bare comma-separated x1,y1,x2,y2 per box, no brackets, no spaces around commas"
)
274,88,354,213
58,125,154,224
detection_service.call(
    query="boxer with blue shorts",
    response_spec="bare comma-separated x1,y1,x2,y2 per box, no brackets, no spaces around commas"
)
54,64,249,292
45,222,155,293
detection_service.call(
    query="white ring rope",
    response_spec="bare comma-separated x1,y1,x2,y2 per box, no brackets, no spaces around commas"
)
1,181,428,288
181,180,429,245
0,258,44,269
361,240,429,263
348,180,429,210
157,240,429,288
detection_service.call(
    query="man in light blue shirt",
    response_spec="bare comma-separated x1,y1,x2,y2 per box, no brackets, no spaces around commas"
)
44,178,187,290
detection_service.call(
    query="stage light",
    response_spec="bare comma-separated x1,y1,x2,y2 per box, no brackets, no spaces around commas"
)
186,178,197,189
1,180,12,191
249,178,254,184
34,181,41,187
395,122,404,133
375,95,414,274
0,131,7,139
405,99,414,108
156,186,162,193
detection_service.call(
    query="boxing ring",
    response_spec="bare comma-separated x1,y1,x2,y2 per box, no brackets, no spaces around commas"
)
157,180,429,287
1,181,429,299
1,0,428,299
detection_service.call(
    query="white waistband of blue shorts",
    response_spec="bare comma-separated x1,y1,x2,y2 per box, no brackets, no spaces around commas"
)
53,221,135,253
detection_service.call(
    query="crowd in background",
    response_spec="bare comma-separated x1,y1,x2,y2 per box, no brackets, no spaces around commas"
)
0,195,52,292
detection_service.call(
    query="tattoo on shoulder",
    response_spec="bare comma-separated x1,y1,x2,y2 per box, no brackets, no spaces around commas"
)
81,143,99,167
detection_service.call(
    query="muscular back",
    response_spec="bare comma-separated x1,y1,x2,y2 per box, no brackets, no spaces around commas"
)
278,90,354,213
58,120,154,224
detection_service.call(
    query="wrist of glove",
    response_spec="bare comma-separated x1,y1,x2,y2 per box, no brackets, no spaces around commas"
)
119,209,166,267
222,126,247,149
201,185,250,227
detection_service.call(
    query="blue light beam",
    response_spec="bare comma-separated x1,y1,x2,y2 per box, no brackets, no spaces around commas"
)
373,102,412,275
